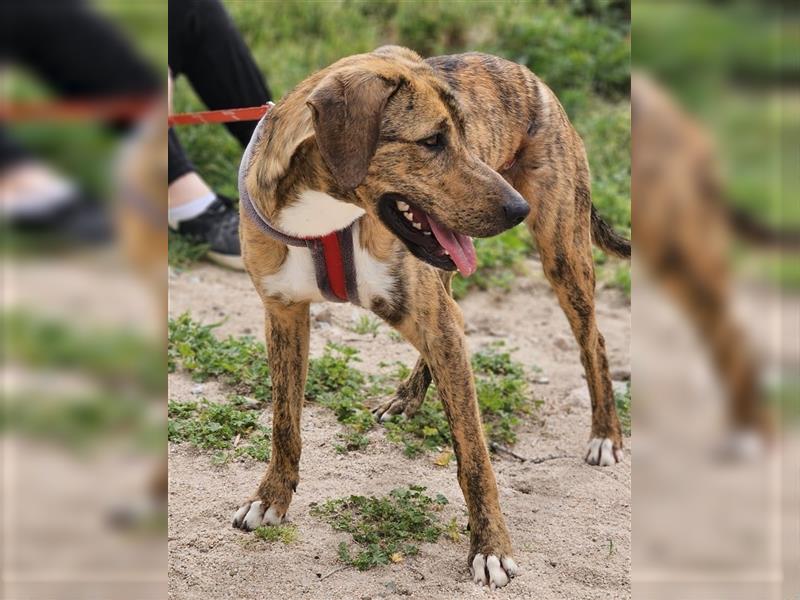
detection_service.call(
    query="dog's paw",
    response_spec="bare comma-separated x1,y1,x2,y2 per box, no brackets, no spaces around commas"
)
585,437,623,466
372,396,410,422
715,428,768,462
232,499,285,531
470,553,519,590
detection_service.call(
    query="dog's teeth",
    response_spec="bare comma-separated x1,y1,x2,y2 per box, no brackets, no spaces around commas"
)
396,200,409,211
423,231,431,235
413,222,422,230
404,212,413,221
444,250,450,255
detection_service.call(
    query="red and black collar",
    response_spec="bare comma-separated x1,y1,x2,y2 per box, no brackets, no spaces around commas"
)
239,107,361,305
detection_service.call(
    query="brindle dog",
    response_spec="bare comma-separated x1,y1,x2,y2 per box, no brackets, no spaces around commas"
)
232,46,630,589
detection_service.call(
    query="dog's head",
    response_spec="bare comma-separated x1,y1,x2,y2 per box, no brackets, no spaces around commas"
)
303,47,529,276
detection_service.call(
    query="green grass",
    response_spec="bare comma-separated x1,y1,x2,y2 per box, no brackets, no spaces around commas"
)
169,316,376,452
310,485,449,570
168,313,272,401
575,101,631,234
168,231,209,270
612,263,632,297
169,315,537,458
633,4,797,231
451,227,533,299
1,311,163,451
615,382,631,436
168,395,271,464
2,310,164,393
350,315,381,337
385,342,536,457
253,523,298,545
2,391,155,451
593,249,631,298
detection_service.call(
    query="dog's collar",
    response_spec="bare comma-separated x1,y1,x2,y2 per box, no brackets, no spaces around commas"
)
239,103,361,305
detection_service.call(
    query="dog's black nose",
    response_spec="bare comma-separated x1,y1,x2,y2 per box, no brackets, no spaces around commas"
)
502,196,530,227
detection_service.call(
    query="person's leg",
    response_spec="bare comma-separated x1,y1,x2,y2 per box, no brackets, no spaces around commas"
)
167,0,270,269
2,0,160,113
0,130,69,218
167,128,213,222
169,0,271,147
1,0,161,242
0,129,32,171
167,127,243,269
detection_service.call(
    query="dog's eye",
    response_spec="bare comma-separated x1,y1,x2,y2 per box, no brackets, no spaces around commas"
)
418,133,443,149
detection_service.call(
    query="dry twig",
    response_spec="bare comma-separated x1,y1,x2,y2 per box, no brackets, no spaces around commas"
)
319,565,349,581
490,442,571,464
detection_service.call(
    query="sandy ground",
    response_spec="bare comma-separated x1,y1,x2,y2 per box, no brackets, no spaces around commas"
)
167,258,632,600
631,266,799,599
3,256,166,600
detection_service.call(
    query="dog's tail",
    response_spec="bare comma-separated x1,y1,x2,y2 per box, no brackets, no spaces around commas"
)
725,202,800,250
591,205,631,258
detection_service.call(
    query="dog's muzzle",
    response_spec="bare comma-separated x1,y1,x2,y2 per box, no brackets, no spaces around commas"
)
502,195,530,228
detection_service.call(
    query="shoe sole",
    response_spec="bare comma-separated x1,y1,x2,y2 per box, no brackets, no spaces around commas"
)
207,250,245,271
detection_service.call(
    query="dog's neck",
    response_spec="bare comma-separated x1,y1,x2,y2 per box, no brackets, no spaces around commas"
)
272,189,365,238
246,124,365,238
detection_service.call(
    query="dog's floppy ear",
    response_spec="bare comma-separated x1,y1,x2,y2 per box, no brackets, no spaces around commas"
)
307,70,399,190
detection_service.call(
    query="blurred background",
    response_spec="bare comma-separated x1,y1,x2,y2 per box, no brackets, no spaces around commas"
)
3,0,797,598
632,2,798,599
3,2,630,598
2,1,167,599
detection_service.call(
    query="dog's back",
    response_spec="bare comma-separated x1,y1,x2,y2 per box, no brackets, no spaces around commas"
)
425,52,565,167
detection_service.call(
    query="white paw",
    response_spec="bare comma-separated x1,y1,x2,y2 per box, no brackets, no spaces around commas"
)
470,554,519,589
717,429,767,462
232,500,284,531
380,408,402,423
585,438,622,466
372,398,407,423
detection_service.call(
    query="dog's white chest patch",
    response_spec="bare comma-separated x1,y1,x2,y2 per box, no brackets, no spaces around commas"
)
259,221,395,307
260,245,327,304
350,221,395,307
275,190,365,237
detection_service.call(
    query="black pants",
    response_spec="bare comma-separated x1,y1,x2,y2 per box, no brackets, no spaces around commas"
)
168,0,271,184
0,0,161,170
0,0,270,186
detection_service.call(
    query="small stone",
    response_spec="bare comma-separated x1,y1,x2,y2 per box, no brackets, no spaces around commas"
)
611,369,631,381
314,307,333,324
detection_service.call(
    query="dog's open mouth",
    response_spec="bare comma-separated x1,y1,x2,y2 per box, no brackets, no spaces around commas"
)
377,194,477,276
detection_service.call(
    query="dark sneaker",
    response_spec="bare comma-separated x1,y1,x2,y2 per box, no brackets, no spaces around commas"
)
173,195,243,270
9,192,113,245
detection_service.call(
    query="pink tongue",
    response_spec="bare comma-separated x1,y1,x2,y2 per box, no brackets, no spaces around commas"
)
428,218,478,277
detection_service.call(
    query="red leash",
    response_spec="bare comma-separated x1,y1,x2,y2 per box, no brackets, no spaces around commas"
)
168,104,271,126
0,96,160,122
0,97,271,126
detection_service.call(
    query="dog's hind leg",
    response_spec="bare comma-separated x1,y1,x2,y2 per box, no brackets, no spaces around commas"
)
522,176,623,466
233,300,309,530
646,237,770,452
388,271,518,588
372,271,453,421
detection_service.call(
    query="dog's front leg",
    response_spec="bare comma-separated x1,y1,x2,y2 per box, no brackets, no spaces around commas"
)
372,356,431,421
233,300,309,530
372,271,453,421
395,285,518,589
